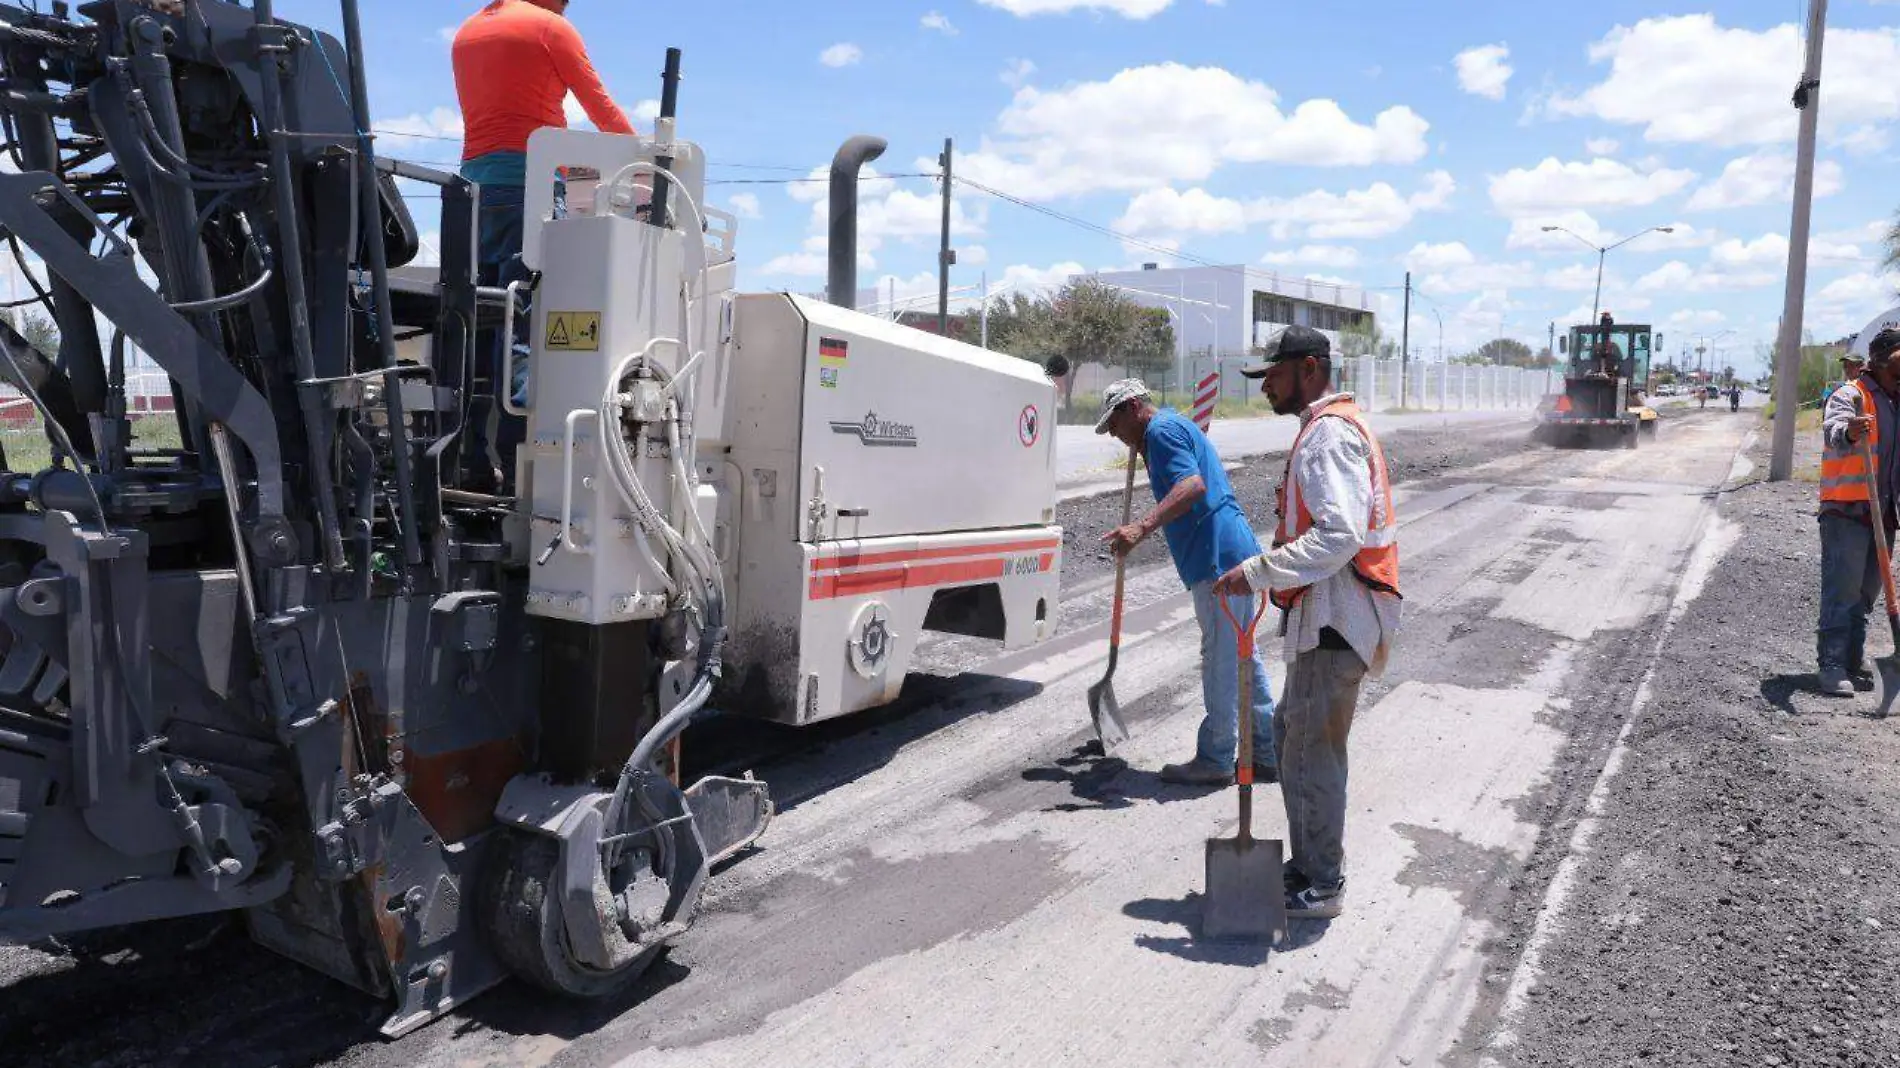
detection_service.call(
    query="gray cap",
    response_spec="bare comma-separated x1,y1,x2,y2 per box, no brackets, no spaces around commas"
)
1094,378,1151,434
1240,325,1331,378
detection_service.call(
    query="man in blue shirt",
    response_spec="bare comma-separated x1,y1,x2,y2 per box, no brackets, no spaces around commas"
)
1098,378,1277,785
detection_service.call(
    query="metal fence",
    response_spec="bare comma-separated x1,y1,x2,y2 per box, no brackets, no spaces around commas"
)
1068,357,1561,414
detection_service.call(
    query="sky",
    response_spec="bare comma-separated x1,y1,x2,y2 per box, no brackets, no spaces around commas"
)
265,0,1900,378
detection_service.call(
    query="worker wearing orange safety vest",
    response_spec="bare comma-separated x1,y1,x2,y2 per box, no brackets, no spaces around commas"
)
1816,328,1900,696
1215,325,1401,921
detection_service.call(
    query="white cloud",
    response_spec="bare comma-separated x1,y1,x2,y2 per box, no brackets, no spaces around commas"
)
977,0,1173,17
760,251,830,277
961,245,991,267
633,99,662,127
1542,264,1612,291
1405,241,1477,272
922,11,958,34
1454,44,1513,101
820,43,864,68
1114,188,1247,235
1665,308,1730,332
1115,171,1454,242
995,261,1090,295
1684,151,1845,211
436,26,457,46
1638,259,1779,292
1260,245,1362,269
727,193,761,219
1001,58,1037,88
1506,211,1612,251
949,63,1430,199
1488,157,1697,217
1546,15,1900,147
1585,137,1620,155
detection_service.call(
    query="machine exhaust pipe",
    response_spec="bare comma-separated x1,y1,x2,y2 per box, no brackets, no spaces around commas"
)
826,135,887,310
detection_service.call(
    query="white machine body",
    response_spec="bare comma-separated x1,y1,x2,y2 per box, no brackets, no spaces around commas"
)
520,129,1062,724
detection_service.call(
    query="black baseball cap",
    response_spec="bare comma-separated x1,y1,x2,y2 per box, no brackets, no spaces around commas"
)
1240,325,1330,378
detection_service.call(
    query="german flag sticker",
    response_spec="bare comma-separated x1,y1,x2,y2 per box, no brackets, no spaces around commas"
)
819,337,849,368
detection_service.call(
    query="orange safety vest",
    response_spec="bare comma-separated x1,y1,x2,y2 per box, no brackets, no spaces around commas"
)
1270,398,1401,610
1821,379,1879,505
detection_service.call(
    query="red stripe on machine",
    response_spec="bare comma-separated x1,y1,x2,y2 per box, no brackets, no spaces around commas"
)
807,549,1057,601
811,535,1062,574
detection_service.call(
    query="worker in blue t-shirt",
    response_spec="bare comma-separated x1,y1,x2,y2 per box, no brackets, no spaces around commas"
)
1097,378,1277,785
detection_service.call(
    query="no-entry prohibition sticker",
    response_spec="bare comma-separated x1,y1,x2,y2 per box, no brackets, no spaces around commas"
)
1018,405,1040,447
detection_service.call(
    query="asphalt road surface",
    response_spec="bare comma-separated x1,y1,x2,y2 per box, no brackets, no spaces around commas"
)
0,409,1754,1067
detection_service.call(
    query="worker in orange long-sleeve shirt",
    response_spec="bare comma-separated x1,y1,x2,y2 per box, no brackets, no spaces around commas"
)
451,0,636,490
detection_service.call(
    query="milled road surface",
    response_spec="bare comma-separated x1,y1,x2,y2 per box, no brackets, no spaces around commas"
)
0,409,1754,1067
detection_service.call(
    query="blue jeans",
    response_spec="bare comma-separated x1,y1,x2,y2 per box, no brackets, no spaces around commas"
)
468,183,531,483
1819,512,1885,671
1191,581,1278,770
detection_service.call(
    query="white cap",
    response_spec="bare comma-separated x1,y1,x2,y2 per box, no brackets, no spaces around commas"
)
1094,378,1151,434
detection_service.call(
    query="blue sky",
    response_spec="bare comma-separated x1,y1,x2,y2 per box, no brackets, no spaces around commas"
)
274,0,1900,377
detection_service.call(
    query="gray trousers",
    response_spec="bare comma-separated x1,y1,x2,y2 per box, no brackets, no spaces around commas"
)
1276,645,1369,889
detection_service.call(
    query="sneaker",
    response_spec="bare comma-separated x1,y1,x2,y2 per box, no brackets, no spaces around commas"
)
1818,667,1856,697
1286,878,1345,919
1159,757,1233,786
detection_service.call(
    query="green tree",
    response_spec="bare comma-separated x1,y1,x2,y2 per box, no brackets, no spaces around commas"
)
1474,337,1535,366
1125,306,1175,376
1338,319,1382,359
3,310,57,355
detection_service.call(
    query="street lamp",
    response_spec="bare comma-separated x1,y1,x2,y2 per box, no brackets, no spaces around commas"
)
1430,307,1443,363
1541,223,1675,331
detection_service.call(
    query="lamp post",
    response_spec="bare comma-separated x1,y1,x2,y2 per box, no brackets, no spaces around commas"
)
1541,224,1676,330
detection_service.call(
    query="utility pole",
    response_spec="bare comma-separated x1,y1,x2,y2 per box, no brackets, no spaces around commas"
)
1548,320,1556,363
980,270,990,350
1400,271,1411,402
1771,0,1828,482
937,138,955,336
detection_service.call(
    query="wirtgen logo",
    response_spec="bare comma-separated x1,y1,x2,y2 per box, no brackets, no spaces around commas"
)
830,412,918,448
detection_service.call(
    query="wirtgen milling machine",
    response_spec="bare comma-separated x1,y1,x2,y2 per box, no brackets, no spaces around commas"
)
0,0,1063,1036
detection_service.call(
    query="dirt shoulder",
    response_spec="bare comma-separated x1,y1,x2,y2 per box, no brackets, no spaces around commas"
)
1502,423,1900,1067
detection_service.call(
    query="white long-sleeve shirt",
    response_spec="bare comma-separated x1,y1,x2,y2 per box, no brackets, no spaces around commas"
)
1239,393,1402,674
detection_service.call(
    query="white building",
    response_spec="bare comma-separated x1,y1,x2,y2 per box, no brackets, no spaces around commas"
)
1084,263,1376,372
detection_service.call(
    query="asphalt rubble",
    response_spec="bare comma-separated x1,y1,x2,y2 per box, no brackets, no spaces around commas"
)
1500,422,1900,1068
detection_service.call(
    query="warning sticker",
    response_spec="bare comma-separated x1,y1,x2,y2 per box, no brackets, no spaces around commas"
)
545,311,601,352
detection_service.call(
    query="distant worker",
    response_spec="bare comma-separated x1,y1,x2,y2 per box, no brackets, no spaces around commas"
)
1097,379,1277,787
1729,384,1741,413
1826,353,1866,405
1816,328,1900,697
1592,311,1618,377
452,0,636,490
1213,325,1401,920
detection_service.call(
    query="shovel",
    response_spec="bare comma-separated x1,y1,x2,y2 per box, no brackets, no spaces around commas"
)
1854,399,1900,717
1202,592,1288,944
1085,446,1138,753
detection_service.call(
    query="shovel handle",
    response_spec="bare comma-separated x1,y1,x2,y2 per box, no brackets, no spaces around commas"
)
1855,395,1900,639
1222,592,1268,812
1108,446,1138,647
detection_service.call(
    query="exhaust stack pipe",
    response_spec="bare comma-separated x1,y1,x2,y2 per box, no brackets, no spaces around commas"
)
827,135,888,310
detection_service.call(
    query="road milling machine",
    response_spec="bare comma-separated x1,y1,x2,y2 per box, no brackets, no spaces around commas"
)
0,0,1064,1036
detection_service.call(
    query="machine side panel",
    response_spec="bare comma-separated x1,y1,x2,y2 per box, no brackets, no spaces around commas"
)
790,297,1058,543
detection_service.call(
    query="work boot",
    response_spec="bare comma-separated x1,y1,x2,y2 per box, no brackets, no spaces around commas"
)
1818,667,1855,697
1250,762,1279,785
1159,757,1233,786
1286,877,1345,919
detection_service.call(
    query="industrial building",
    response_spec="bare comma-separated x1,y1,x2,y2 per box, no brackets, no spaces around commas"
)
1084,263,1378,367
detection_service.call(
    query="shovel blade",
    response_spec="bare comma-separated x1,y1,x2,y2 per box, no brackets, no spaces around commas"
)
1086,679,1131,753
1201,835,1287,944
1876,656,1900,718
